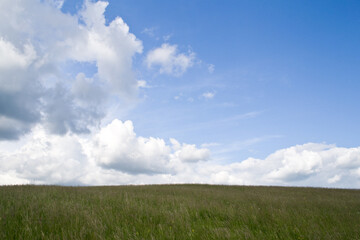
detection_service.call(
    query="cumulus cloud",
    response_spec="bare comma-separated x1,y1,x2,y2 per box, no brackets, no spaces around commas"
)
0,0,142,139
0,119,210,184
170,138,210,163
145,43,195,76
93,119,173,174
92,120,209,174
74,0,143,97
265,144,324,181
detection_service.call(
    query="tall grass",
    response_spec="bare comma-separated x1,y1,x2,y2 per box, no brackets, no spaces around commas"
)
0,184,359,239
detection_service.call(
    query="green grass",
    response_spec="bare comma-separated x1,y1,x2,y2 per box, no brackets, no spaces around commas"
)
0,185,359,239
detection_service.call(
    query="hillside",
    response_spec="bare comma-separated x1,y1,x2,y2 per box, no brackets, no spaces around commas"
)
0,185,359,239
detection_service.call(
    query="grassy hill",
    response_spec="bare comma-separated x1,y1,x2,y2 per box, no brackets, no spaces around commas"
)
0,184,359,239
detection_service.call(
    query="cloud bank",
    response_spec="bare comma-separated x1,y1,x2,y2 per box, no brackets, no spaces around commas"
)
0,120,359,187
0,119,210,185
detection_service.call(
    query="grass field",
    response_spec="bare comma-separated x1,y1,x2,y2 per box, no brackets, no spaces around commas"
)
0,184,359,239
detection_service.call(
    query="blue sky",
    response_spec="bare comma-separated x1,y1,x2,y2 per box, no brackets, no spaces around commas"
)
78,0,360,158
0,0,360,187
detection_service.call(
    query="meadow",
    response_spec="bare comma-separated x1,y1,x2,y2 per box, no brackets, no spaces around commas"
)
0,184,359,239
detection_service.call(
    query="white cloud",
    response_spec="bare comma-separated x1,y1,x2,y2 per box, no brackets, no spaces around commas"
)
170,138,210,163
266,145,323,181
0,0,142,139
92,120,210,174
202,91,215,99
145,43,195,76
92,119,174,174
72,0,143,98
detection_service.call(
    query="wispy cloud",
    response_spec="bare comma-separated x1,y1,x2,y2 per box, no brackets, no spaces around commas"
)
162,111,264,136
202,91,215,99
163,34,172,42
141,27,156,37
208,64,215,73
216,111,263,123
211,135,283,155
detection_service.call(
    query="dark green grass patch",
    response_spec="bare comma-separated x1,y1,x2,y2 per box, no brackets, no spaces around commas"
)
0,184,359,239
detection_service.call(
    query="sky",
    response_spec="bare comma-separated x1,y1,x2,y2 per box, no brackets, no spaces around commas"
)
0,0,360,188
